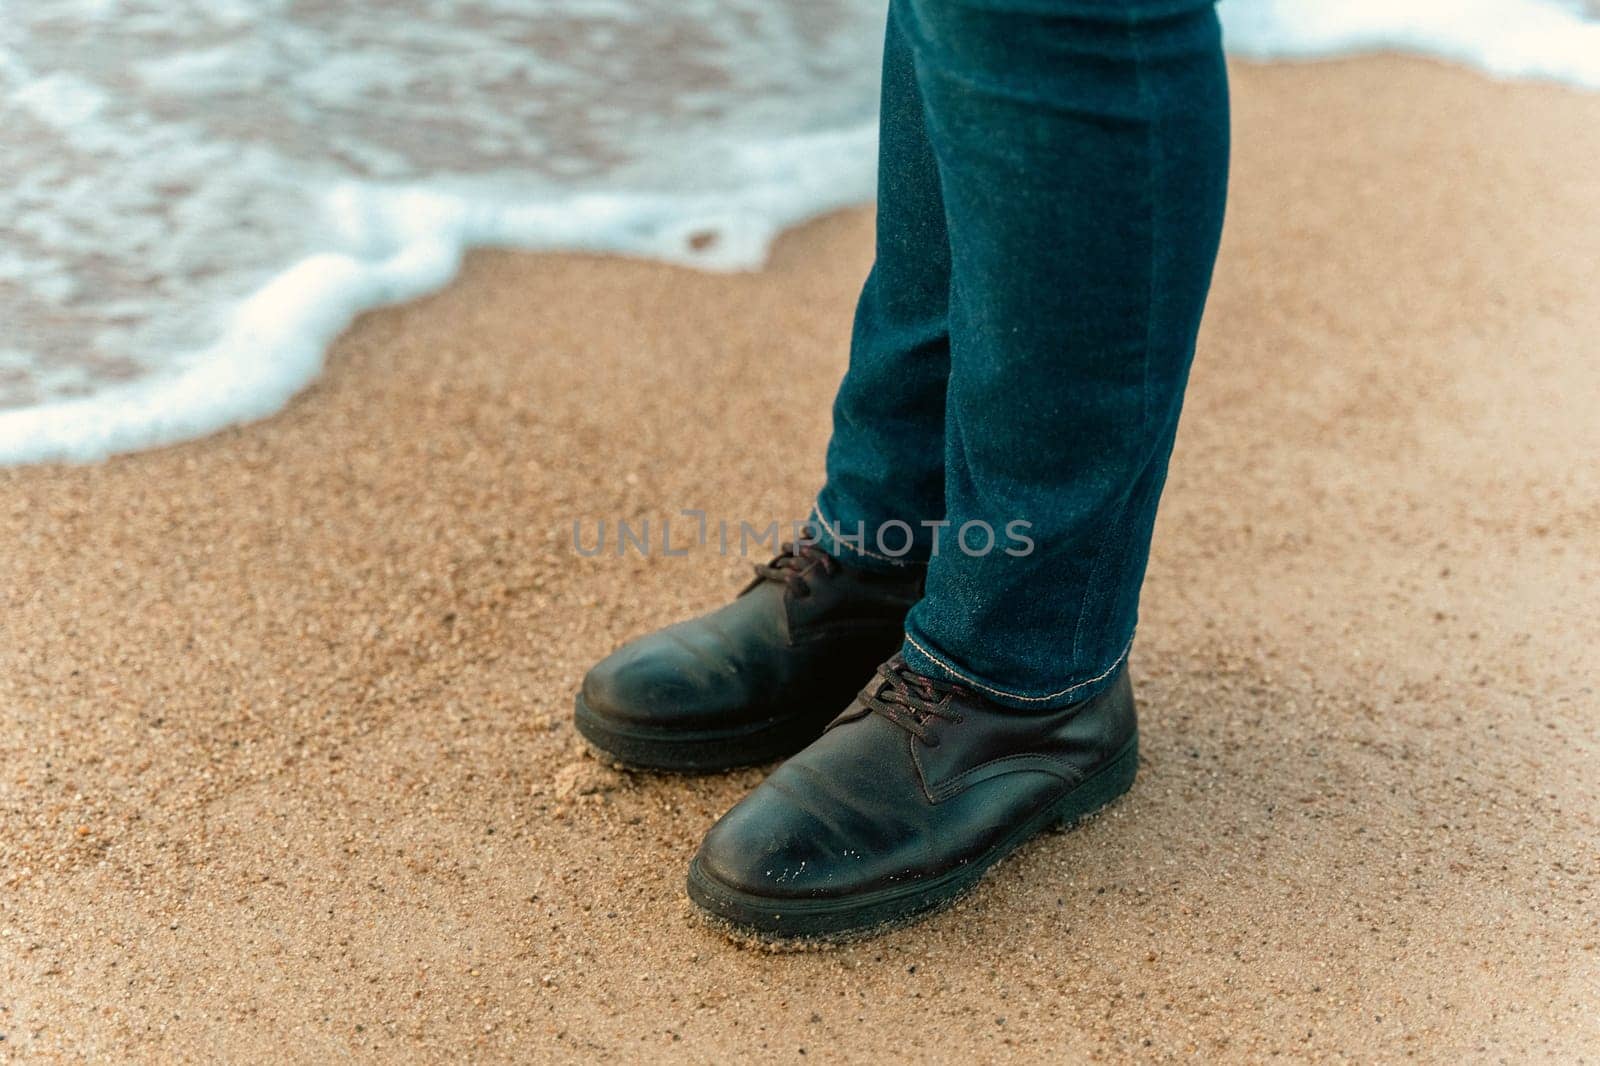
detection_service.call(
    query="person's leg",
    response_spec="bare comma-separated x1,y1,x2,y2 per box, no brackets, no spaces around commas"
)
690,0,1230,938
899,0,1230,707
809,1,951,572
571,2,953,771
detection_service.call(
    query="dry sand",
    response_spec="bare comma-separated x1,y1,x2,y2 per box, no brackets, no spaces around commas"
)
2,58,1597,1063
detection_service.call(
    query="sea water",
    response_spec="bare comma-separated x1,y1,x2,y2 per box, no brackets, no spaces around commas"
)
2,0,1597,464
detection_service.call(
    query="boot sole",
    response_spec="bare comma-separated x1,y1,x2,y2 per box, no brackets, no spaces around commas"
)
686,732,1139,941
573,692,825,773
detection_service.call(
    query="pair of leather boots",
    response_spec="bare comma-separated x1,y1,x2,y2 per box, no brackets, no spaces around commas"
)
574,538,1138,940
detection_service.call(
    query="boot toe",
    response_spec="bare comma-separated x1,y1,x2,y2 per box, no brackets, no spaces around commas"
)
693,728,918,900
695,786,844,899
579,627,742,728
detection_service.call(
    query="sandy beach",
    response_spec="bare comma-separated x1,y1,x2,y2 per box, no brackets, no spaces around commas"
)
2,57,1597,1062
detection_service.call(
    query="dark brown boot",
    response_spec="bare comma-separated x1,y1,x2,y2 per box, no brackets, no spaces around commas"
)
575,537,922,771
687,655,1138,938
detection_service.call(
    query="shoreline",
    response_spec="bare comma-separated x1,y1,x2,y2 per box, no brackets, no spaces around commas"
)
12,8,1600,467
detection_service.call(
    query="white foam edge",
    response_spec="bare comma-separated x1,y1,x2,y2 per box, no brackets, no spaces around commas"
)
1219,0,1600,90
0,122,878,464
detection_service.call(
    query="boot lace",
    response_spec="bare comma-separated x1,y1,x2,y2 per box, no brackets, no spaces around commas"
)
750,531,840,598
861,656,968,747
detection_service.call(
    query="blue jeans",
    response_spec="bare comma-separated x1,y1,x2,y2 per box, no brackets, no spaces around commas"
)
811,0,1230,709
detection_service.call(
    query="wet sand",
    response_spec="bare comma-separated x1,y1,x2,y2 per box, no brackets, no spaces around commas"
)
1,58,1597,1062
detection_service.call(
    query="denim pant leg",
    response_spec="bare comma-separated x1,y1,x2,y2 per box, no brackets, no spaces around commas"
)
811,3,951,573
895,0,1231,708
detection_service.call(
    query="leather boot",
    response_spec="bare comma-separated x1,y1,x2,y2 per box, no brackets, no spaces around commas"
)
688,654,1138,937
575,539,923,772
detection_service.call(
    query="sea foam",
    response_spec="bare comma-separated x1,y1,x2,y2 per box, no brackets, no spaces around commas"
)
2,0,1597,464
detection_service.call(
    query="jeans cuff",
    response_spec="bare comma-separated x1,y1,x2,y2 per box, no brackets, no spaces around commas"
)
900,628,1134,711
808,495,929,575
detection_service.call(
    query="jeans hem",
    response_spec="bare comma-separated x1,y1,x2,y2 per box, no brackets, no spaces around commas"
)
809,496,930,574
900,629,1133,711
